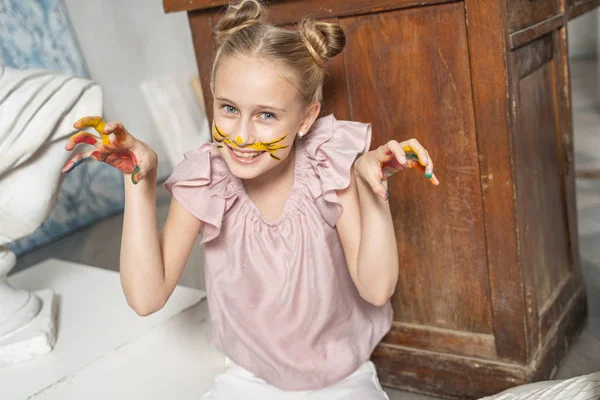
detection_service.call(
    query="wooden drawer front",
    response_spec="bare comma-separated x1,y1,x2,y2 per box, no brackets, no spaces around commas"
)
508,0,560,33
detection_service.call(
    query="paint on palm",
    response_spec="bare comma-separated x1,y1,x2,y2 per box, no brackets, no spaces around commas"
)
62,117,142,184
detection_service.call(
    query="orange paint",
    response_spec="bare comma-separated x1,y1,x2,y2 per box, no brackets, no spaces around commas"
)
381,146,439,185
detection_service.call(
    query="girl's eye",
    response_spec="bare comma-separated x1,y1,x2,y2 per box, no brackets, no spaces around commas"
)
260,112,276,120
223,105,238,114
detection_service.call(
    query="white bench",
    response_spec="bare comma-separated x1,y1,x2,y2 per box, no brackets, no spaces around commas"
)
1,259,226,400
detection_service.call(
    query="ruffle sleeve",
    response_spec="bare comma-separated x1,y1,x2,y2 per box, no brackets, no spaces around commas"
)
163,143,238,243
302,114,372,226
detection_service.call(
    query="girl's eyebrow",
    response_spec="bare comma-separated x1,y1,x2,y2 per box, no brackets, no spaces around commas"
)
216,97,286,113
215,96,238,105
256,104,287,113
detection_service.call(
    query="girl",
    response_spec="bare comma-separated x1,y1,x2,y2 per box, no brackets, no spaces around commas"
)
63,0,436,398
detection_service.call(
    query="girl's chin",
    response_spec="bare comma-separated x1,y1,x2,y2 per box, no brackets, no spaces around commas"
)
229,162,263,180
223,151,267,179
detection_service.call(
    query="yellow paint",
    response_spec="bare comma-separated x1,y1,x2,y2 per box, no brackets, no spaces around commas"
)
213,124,288,161
89,118,108,144
73,116,126,146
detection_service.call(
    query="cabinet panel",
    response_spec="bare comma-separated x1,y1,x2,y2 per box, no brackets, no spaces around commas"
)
517,63,571,306
509,34,578,360
508,0,560,33
340,3,492,336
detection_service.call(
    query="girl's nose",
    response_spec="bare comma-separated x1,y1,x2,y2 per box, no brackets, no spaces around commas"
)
234,122,256,147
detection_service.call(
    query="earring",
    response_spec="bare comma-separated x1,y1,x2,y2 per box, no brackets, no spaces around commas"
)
298,131,304,139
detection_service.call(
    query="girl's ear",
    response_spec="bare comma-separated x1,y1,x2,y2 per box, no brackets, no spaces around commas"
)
299,102,321,135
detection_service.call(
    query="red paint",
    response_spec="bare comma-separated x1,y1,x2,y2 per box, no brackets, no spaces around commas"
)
74,134,98,145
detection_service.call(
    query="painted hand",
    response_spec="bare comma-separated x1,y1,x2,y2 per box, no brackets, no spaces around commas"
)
62,116,157,184
355,138,439,201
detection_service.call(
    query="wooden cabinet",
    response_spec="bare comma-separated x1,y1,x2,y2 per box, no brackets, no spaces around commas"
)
164,0,597,398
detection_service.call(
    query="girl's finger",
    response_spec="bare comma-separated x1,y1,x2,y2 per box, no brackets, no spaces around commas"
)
108,133,120,147
424,149,434,178
65,131,101,151
61,150,98,174
103,122,130,147
369,167,388,201
387,140,408,168
381,158,405,178
401,138,429,167
374,143,393,163
73,116,105,135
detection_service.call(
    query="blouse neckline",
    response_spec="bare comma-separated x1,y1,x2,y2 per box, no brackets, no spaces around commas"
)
227,142,306,227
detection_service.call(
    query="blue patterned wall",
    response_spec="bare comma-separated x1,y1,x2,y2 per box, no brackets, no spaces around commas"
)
0,0,125,256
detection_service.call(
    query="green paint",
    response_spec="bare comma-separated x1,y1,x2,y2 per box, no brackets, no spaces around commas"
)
132,165,140,185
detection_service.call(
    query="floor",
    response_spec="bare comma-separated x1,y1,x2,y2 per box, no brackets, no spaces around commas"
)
11,58,600,399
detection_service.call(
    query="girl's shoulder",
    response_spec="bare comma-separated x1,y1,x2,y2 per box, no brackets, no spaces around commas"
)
305,114,372,155
163,142,239,243
297,114,372,226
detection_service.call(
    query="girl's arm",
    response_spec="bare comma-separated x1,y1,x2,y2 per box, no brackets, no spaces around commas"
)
120,168,203,316
336,138,435,306
62,117,202,316
336,170,398,306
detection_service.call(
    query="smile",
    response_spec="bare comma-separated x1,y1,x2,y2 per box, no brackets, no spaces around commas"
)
229,145,263,159
223,143,265,165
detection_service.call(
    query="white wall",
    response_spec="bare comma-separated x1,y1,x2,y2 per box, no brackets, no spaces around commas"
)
64,0,210,179
568,9,599,58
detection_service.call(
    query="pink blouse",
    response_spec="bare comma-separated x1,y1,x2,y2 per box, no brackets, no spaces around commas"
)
164,114,393,390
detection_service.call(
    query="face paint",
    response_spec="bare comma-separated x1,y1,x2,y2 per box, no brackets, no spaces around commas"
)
213,124,289,161
381,146,440,185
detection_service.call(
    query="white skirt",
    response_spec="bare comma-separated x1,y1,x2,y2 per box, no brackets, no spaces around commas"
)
202,358,390,400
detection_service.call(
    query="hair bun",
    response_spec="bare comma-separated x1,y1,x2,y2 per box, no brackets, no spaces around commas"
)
214,0,266,46
298,19,346,67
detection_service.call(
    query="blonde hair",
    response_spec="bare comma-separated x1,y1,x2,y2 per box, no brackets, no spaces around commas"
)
211,0,346,104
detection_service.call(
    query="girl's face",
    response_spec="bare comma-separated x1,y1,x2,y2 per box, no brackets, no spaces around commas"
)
212,55,319,180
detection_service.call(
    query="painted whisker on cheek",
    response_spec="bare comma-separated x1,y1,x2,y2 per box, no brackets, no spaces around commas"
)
213,125,289,161
213,125,228,144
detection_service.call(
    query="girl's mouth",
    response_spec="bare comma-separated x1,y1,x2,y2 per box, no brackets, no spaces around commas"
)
226,144,264,164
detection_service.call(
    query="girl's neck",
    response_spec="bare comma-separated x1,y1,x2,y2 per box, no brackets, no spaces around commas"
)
243,145,296,194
